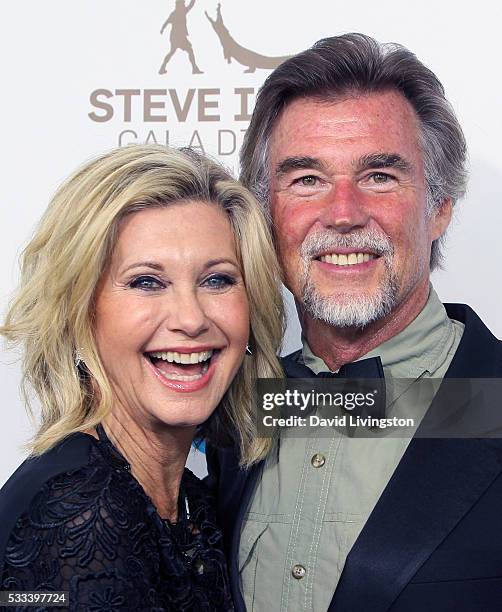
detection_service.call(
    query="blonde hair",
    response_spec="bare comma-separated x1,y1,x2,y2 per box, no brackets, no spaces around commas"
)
1,144,284,466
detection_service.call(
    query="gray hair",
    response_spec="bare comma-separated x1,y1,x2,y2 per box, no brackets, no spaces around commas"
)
240,33,468,270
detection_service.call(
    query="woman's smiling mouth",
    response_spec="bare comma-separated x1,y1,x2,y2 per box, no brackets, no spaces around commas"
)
144,348,221,391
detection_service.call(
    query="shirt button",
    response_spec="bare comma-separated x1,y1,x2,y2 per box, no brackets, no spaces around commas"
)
292,564,306,579
311,453,326,468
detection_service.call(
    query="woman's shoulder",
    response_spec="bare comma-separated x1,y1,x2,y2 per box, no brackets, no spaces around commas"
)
0,433,109,562
0,433,100,508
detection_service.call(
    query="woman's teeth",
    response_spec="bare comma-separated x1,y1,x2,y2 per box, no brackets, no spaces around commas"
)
319,252,376,265
149,350,213,364
148,350,213,382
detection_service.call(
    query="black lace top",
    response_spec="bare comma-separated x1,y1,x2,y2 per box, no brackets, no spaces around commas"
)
0,428,233,611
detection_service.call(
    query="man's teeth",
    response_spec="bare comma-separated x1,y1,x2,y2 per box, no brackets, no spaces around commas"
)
319,253,376,265
149,350,213,364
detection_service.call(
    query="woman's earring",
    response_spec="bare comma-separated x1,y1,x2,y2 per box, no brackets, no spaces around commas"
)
74,348,84,368
246,344,253,356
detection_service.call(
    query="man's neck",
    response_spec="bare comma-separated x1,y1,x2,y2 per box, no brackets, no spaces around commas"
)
302,282,430,372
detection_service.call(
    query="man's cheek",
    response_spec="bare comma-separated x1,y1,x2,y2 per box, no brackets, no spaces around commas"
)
274,216,300,250
278,237,304,277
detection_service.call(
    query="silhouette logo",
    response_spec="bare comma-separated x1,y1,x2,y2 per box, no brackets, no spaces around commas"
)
159,0,203,74
159,1,291,75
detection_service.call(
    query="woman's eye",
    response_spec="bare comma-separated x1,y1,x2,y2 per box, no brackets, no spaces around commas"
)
202,274,236,290
129,276,164,291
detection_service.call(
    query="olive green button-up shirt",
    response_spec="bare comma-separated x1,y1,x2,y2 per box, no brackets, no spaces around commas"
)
239,288,464,612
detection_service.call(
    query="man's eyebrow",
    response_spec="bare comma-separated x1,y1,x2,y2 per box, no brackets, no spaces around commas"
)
275,156,326,176
356,153,413,173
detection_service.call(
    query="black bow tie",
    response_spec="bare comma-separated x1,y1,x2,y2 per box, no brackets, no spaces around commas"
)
283,355,386,420
317,356,384,380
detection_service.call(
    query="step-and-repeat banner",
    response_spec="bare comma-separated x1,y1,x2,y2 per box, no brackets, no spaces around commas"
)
1,1,501,482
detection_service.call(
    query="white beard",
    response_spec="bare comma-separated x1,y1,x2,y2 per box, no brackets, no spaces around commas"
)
299,229,399,328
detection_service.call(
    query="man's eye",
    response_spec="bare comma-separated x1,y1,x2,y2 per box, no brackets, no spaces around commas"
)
370,172,392,183
129,276,164,290
202,274,236,290
296,175,319,187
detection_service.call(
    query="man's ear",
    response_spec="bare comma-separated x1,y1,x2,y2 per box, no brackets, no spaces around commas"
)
431,199,453,241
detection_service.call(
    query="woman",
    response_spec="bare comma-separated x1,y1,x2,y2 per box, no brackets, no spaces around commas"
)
0,145,284,610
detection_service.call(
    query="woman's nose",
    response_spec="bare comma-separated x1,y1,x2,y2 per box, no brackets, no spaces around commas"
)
164,290,210,338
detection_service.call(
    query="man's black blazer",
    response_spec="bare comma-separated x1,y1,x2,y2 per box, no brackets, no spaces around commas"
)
206,304,502,611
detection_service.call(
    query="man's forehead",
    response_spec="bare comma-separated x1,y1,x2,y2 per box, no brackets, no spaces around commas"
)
275,90,418,123
269,92,422,161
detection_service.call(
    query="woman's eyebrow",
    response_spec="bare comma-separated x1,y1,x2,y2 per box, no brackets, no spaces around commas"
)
122,261,165,274
204,258,239,268
121,259,239,274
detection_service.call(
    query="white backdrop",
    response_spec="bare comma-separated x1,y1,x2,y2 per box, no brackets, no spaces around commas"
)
1,0,501,485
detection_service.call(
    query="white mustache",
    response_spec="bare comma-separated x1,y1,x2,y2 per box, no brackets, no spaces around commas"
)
300,229,394,259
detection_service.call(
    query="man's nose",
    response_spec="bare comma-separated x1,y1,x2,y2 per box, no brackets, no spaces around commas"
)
165,290,210,337
318,179,370,233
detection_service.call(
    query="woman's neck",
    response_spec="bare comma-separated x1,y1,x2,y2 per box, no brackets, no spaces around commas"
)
100,411,195,522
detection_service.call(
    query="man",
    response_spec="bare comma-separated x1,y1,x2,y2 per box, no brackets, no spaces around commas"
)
207,34,502,611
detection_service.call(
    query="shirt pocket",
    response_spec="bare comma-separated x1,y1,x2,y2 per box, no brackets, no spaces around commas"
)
238,520,269,611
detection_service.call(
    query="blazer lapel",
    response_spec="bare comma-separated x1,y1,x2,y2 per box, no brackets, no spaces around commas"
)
330,437,502,612
330,304,502,612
